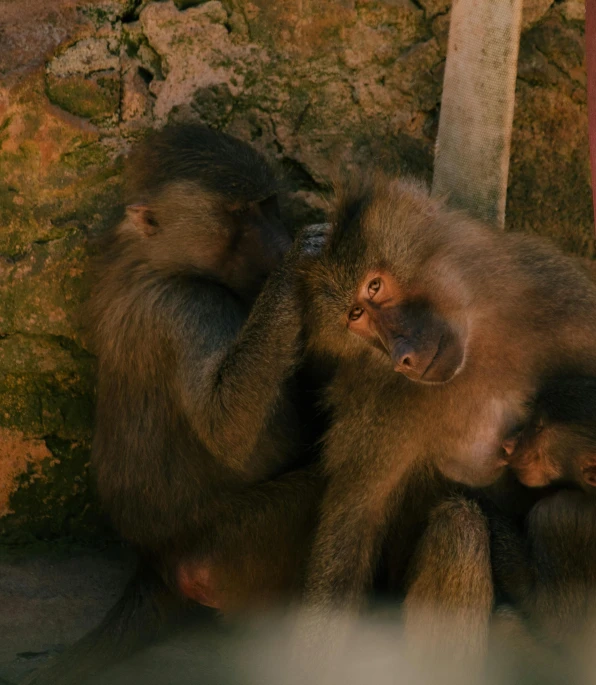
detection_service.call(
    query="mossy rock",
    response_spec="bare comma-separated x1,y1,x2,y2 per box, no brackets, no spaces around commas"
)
46,72,120,123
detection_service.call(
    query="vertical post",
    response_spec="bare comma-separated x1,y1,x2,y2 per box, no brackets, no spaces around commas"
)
587,0,596,233
432,0,523,228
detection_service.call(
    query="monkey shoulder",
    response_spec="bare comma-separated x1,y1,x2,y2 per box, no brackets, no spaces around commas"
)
504,233,596,317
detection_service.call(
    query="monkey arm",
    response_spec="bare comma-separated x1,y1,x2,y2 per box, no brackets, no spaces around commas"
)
297,440,407,654
295,476,386,655
171,265,304,470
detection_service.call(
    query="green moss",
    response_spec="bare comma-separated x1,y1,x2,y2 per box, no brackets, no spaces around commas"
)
0,335,95,438
0,437,105,542
46,73,120,122
60,141,112,172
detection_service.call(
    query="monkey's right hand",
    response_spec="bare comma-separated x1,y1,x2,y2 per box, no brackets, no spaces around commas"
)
291,223,331,261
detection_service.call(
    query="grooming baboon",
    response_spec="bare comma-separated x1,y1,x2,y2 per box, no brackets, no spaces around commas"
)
91,124,328,611
296,173,596,652
24,125,329,685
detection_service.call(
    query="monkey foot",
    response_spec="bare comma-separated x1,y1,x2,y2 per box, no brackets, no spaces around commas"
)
176,561,224,609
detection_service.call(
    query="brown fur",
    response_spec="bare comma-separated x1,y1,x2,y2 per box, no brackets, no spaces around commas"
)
297,173,596,655
25,126,328,685
490,487,596,648
90,124,328,608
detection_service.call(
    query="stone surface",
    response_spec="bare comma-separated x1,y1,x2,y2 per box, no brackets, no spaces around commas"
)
0,546,135,683
0,0,593,541
522,0,553,29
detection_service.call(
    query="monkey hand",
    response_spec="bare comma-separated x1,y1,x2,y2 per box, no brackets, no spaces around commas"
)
291,223,332,262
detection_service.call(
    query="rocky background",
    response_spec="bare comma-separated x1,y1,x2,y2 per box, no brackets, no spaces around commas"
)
0,0,591,542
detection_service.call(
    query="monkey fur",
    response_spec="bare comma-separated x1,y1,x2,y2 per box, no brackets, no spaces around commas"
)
296,173,596,656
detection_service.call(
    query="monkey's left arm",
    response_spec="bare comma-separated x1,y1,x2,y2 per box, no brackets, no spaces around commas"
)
172,225,329,470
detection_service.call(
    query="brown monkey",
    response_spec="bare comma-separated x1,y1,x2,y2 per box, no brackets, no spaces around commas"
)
89,124,328,613
24,126,329,685
295,172,596,653
502,375,596,491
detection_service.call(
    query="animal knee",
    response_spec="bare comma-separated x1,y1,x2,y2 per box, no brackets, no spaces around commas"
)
427,497,490,556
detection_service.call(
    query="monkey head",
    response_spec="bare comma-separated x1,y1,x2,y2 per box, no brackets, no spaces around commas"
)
124,181,290,299
503,420,596,492
502,376,596,492
345,271,464,382
122,124,292,300
303,175,485,384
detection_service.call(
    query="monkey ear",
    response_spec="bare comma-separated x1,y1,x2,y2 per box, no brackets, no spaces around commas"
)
582,455,596,487
126,204,161,237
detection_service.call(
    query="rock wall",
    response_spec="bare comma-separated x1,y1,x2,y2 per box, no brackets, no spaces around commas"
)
0,0,591,540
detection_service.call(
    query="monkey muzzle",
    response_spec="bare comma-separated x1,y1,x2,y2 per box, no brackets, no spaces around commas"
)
373,303,465,384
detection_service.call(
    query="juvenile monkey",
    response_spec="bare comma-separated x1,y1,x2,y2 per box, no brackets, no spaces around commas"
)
90,124,327,612
296,173,596,652
502,375,596,491
490,376,596,646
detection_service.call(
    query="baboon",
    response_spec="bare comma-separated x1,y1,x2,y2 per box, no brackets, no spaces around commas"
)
90,124,328,612
25,125,330,685
296,172,596,653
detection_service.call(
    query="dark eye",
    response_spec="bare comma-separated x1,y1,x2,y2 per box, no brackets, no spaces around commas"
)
349,306,364,321
368,278,381,298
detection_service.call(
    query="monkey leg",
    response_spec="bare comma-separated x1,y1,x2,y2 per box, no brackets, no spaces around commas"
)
525,489,596,645
175,468,324,613
402,496,494,671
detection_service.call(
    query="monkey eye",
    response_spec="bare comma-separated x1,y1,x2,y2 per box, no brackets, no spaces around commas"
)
349,306,364,321
368,278,381,298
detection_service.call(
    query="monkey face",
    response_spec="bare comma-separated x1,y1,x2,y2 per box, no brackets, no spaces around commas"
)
224,195,291,297
346,271,465,383
503,429,561,488
124,182,291,300
503,422,585,489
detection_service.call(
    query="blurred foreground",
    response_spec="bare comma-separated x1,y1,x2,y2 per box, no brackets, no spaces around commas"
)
3,548,596,685
80,607,596,685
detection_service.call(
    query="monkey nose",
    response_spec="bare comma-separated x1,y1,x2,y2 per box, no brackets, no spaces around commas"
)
392,340,417,372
